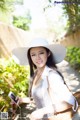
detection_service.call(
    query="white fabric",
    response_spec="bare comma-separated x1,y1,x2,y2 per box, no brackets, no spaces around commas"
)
41,66,78,112
12,38,66,65
31,66,78,118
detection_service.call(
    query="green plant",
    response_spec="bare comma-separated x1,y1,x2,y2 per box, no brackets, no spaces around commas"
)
13,13,31,30
0,58,29,111
65,46,80,70
62,0,80,34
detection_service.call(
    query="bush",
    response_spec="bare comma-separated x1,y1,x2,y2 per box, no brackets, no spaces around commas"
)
65,46,80,70
0,58,29,111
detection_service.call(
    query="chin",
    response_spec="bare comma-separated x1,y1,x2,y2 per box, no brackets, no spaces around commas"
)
37,64,45,68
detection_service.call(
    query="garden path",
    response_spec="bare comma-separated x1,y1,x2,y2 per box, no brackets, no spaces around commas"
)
56,60,80,120
57,60,80,93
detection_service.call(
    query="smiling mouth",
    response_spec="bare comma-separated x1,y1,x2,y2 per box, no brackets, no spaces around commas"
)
36,61,42,64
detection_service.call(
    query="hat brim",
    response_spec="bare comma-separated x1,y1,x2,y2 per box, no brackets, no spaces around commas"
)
12,44,66,65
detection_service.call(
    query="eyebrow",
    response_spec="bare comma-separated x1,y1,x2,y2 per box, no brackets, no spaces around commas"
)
30,50,45,54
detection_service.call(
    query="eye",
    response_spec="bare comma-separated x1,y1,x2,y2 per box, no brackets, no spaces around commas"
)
31,54,36,57
39,52,44,54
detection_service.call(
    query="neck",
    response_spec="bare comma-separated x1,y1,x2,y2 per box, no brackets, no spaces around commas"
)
37,66,45,74
33,66,45,85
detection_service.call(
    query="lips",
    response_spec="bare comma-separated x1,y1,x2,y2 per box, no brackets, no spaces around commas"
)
36,60,42,64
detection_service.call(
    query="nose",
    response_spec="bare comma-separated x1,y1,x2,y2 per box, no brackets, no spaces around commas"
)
36,54,40,60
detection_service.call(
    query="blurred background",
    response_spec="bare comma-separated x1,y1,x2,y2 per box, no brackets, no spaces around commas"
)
0,0,80,117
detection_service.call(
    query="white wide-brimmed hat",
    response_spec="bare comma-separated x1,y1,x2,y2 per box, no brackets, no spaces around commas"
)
12,38,66,65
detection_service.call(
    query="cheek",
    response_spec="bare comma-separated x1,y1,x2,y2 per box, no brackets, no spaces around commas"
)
43,55,48,61
31,57,37,65
31,57,35,62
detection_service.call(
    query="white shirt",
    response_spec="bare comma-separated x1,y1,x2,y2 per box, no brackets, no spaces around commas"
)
42,66,78,111
32,65,78,113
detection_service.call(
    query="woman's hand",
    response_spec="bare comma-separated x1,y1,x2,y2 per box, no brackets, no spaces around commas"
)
18,97,31,104
10,97,31,106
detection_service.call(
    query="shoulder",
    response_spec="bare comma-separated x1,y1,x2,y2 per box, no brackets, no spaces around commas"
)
48,69,63,81
43,66,64,83
47,69,65,88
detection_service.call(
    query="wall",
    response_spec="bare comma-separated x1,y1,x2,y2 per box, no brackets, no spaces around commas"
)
0,22,56,58
0,22,32,57
60,30,80,47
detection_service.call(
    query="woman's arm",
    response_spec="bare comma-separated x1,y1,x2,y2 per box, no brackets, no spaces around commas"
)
30,105,54,119
31,101,72,118
48,71,78,112
55,101,72,113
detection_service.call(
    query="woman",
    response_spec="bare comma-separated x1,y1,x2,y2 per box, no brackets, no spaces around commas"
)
12,38,78,120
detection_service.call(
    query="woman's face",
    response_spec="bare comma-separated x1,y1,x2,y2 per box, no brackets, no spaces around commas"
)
30,47,49,68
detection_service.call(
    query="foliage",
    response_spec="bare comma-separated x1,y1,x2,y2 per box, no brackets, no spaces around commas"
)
0,0,16,12
0,58,29,111
65,46,80,70
13,12,31,30
0,0,24,24
0,0,32,30
0,0,23,12
43,0,52,11
62,0,80,33
47,0,80,34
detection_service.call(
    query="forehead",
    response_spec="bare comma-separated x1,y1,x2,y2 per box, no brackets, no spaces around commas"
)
30,47,46,53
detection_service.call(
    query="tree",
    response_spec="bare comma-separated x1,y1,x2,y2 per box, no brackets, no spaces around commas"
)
13,12,31,30
0,0,23,12
0,0,24,24
47,0,80,34
0,0,14,12
0,0,31,30
62,0,80,33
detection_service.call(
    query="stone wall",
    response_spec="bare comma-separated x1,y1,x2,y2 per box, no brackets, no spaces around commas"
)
60,30,80,47
0,23,30,57
0,22,56,58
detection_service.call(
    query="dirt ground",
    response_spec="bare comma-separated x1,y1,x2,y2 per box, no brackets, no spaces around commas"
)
57,60,80,93
56,60,80,120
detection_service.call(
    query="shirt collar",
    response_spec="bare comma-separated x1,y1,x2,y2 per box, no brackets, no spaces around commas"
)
42,65,53,78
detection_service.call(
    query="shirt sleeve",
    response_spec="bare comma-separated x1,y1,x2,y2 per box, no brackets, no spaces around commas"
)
48,71,78,111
